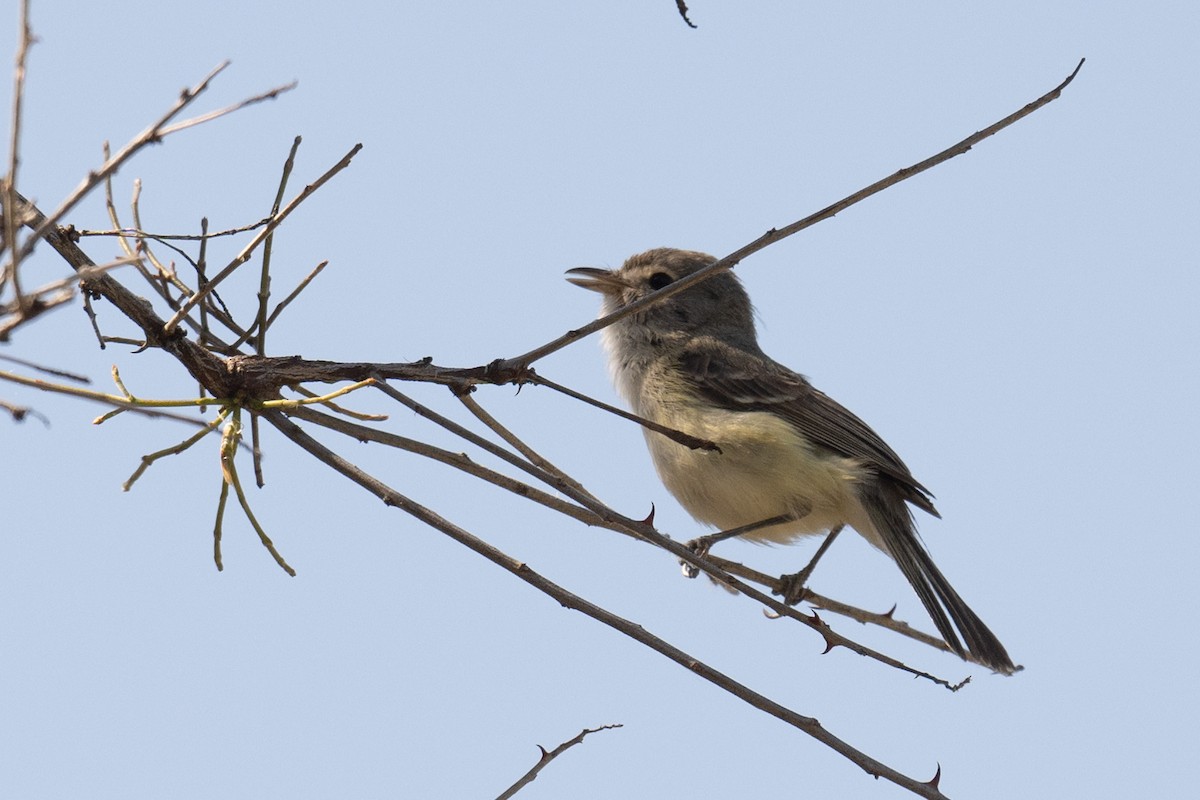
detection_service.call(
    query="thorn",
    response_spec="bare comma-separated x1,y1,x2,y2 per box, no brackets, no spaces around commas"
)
641,503,656,526
674,0,698,28
810,611,840,654
882,604,897,619
926,763,942,790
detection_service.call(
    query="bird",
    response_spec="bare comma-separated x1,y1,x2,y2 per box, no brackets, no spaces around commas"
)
567,247,1017,674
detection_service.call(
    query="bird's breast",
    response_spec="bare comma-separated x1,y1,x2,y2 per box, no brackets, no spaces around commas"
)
639,395,866,544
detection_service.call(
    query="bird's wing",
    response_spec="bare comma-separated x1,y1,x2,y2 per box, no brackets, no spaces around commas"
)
676,338,938,515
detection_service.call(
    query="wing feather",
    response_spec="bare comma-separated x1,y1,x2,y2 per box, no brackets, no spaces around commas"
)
676,338,939,516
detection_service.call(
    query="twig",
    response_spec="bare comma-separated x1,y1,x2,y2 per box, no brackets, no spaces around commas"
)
262,259,328,333
16,191,239,400
197,216,210,402
82,291,104,348
102,143,160,291
0,352,90,383
163,143,363,334
77,218,273,240
494,724,623,800
260,379,376,410
157,80,297,138
287,383,385,421
251,135,300,493
0,366,223,410
124,408,229,491
230,258,330,353
455,389,599,503
219,410,294,575
527,371,720,452
21,254,140,297
97,154,242,352
373,380,614,528
256,135,302,356
19,63,295,263
1,0,33,303
130,179,179,292
213,466,231,571
286,405,610,531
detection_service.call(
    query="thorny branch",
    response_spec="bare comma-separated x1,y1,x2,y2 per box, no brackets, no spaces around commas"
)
4,51,1084,799
261,407,953,799
493,58,1085,374
494,724,623,800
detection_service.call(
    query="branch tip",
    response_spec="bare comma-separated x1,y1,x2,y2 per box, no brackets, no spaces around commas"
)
675,0,697,28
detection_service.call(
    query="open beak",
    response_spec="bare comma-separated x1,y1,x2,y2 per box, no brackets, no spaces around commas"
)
565,266,628,295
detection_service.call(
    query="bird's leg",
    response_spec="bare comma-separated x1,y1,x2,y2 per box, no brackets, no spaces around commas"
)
775,525,844,605
680,513,795,579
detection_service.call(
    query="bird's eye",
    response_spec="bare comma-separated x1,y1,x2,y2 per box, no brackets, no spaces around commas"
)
648,272,674,290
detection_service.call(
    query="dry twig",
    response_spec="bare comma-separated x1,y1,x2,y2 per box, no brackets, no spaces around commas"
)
494,724,623,800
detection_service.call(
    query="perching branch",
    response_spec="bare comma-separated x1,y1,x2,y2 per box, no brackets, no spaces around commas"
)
261,407,954,800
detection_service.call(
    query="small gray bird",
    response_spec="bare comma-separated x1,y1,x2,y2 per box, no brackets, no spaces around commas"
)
567,247,1016,674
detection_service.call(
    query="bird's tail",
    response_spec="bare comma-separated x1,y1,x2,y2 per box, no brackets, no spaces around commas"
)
862,485,1018,675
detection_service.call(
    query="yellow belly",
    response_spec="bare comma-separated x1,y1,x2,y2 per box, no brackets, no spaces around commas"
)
643,402,873,546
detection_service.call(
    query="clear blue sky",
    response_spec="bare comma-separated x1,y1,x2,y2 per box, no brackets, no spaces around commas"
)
3,3,1197,798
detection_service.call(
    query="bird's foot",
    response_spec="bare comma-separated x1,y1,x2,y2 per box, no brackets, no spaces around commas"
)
774,567,815,606
679,534,718,579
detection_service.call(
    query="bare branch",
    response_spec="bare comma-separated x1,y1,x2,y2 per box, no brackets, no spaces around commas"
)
255,135,302,355
124,408,229,491
262,259,328,333
77,218,272,241
221,410,295,575
456,389,600,503
17,62,290,263
705,552,995,676
499,59,1085,371
1,0,33,301
286,405,608,530
494,724,623,800
156,80,297,138
163,142,361,334
262,408,952,799
0,352,90,383
527,370,720,452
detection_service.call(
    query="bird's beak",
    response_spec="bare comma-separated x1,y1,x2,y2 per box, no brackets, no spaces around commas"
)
565,267,627,295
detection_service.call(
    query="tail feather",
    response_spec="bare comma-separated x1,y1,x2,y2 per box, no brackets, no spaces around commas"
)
863,484,1017,675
